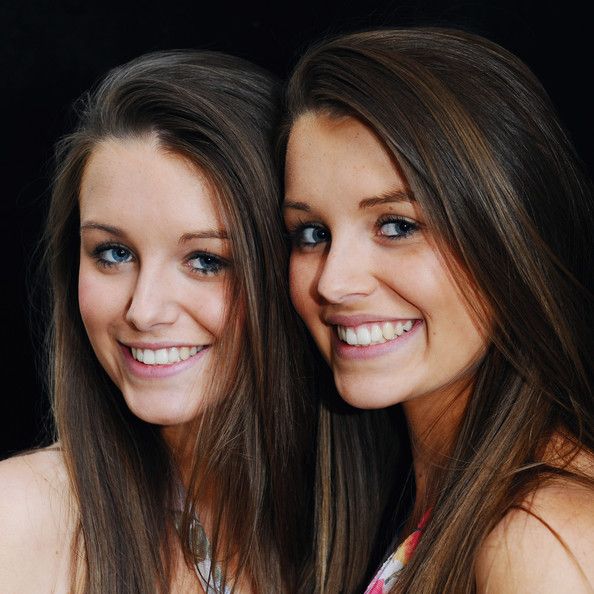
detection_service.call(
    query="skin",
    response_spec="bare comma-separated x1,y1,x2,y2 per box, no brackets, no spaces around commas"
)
0,447,204,593
284,113,485,452
476,479,594,593
0,135,237,593
284,112,594,592
78,135,230,448
0,449,74,593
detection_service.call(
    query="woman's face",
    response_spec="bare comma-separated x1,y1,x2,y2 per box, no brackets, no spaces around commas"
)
284,113,486,410
78,135,229,430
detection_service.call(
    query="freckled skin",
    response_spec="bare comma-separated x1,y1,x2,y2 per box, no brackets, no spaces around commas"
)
284,113,486,412
78,136,229,430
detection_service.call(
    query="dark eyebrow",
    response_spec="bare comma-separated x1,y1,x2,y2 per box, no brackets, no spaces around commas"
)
359,190,414,209
283,190,413,213
283,200,310,213
80,221,125,236
179,230,228,243
80,222,228,242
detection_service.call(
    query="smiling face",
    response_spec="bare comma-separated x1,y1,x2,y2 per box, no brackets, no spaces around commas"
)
284,112,487,411
78,135,230,431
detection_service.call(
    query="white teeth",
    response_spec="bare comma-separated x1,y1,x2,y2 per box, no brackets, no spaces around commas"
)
370,324,384,343
356,326,371,345
346,328,357,345
155,349,168,364
336,320,416,347
131,347,144,363
130,345,204,365
382,321,395,340
167,347,179,364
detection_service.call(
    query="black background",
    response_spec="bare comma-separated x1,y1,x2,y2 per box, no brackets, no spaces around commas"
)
2,0,592,459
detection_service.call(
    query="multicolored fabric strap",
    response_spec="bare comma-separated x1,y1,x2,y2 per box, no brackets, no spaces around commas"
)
364,509,431,594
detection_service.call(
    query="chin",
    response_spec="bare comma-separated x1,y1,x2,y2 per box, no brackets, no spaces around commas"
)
122,390,199,427
334,374,408,410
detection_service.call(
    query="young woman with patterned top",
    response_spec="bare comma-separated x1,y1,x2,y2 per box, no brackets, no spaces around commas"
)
0,50,312,593
281,28,594,593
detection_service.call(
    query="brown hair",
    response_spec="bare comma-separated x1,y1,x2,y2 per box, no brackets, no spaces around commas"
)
280,27,594,593
44,50,312,592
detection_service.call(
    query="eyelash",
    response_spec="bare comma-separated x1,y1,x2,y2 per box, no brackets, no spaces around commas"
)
376,215,420,240
288,222,330,249
91,243,228,276
288,216,420,249
185,252,228,276
92,243,133,268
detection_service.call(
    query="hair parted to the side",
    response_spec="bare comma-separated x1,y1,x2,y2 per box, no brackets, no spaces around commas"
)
44,50,313,593
280,27,594,593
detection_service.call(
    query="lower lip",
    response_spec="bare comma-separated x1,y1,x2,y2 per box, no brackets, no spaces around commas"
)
120,344,209,379
332,320,422,361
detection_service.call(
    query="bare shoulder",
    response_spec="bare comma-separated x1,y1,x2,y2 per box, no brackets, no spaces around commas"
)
0,446,77,592
476,469,594,593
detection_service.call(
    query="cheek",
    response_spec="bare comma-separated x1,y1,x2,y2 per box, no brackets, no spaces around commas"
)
379,251,440,316
77,262,130,343
187,284,228,336
383,248,485,343
411,256,487,355
78,266,110,333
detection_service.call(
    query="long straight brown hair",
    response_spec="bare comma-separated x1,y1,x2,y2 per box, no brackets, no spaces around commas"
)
280,28,594,593
43,50,313,593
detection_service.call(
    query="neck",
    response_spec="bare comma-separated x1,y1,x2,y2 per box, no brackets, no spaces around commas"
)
161,421,219,529
402,380,471,517
161,422,197,487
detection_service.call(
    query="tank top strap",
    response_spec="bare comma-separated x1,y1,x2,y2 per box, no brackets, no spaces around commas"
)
364,509,431,594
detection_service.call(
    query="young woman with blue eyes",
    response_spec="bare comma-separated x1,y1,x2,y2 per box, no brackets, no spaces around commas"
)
281,28,594,593
0,51,312,593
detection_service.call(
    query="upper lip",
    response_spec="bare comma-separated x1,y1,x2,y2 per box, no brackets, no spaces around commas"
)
324,313,419,327
119,341,207,350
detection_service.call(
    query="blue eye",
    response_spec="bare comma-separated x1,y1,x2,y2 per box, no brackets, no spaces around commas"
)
94,245,133,266
378,217,418,239
294,225,330,248
188,253,227,276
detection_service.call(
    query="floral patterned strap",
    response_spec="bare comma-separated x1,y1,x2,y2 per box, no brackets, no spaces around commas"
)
364,509,431,594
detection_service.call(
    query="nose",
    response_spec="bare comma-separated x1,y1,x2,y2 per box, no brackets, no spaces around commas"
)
125,265,179,331
316,238,377,304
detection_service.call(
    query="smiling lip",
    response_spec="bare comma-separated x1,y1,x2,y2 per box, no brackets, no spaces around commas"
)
331,319,422,361
119,343,209,379
325,314,412,326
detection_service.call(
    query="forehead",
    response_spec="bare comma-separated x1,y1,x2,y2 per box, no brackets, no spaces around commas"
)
79,136,222,229
285,112,405,203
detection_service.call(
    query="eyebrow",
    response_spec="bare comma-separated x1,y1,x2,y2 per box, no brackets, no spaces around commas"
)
359,189,414,209
178,230,229,243
283,189,414,213
80,222,125,236
80,222,228,242
283,200,311,212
